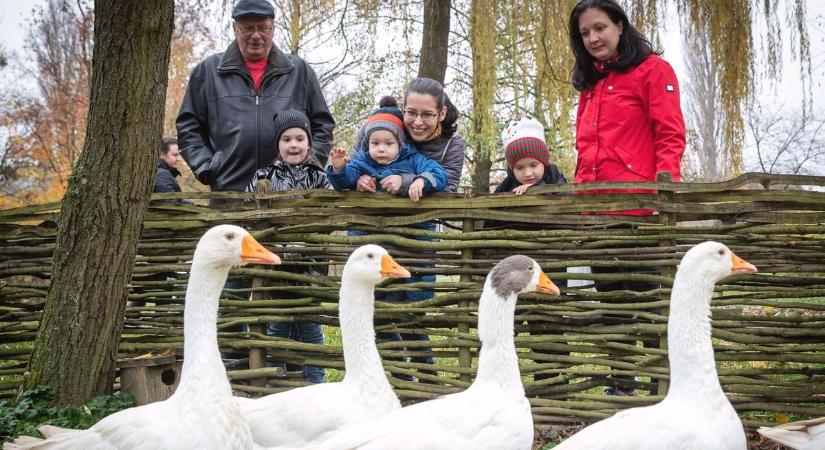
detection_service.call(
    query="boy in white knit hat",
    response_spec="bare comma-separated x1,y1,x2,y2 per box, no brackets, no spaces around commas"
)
496,114,566,195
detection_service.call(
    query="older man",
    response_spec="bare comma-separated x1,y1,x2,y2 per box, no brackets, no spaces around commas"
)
176,0,335,192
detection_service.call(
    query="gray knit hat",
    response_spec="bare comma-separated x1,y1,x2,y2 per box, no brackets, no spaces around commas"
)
273,110,312,147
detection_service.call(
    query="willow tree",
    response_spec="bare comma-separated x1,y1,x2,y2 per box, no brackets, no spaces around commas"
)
677,0,811,176
467,0,498,193
23,0,174,406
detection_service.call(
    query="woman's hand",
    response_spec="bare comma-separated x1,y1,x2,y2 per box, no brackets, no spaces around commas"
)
408,178,425,202
380,175,403,194
329,147,348,171
356,174,377,192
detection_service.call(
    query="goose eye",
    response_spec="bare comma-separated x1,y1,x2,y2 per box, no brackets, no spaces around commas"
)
717,249,725,256
226,232,235,240
367,253,374,259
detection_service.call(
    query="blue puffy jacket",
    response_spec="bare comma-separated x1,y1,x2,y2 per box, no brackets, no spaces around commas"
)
327,144,448,193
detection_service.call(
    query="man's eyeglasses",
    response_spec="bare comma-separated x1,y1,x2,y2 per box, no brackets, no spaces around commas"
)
238,25,273,36
403,109,439,121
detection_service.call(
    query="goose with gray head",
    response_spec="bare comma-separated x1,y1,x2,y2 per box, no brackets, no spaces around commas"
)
312,255,559,450
554,241,756,450
235,245,410,448
4,225,281,450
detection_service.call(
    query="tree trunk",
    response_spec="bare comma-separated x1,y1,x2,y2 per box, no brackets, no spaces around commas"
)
22,0,174,406
417,0,451,83
468,0,497,193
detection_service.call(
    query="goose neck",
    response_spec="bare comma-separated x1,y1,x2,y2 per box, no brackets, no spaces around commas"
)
474,284,523,391
176,260,232,395
339,277,388,385
666,269,724,398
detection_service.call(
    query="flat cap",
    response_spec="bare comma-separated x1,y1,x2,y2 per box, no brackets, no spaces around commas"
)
232,0,275,19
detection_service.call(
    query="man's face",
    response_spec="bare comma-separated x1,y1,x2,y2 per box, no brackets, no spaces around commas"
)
233,16,274,62
161,144,182,169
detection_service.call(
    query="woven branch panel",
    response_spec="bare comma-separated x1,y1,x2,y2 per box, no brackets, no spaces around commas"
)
1,173,824,426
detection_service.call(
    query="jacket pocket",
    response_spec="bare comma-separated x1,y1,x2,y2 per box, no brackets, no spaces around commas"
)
600,145,652,181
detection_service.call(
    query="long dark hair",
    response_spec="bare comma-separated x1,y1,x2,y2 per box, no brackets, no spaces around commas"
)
568,0,658,91
404,77,459,139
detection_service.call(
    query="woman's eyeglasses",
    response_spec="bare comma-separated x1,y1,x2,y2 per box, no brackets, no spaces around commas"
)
403,109,438,120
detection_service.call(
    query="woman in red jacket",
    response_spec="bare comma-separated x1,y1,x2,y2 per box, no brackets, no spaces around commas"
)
568,0,685,396
570,0,685,214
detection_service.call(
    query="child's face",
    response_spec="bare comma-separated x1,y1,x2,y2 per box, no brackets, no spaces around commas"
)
368,129,400,165
512,157,545,186
278,128,310,166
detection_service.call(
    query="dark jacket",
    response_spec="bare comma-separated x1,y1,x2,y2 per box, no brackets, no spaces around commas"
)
483,164,567,230
494,164,567,193
245,158,331,192
155,160,182,194
176,41,335,192
401,134,465,194
327,144,448,193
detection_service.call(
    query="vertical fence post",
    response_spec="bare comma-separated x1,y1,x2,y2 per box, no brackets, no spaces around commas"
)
656,171,674,395
248,180,272,388
458,193,476,382
248,277,268,388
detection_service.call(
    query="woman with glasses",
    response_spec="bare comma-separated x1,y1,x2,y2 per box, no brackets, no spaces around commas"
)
355,78,465,195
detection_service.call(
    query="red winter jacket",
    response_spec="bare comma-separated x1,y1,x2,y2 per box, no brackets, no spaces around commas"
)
574,54,686,215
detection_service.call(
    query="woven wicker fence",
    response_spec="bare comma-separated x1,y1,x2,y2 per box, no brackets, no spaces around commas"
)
1,172,824,427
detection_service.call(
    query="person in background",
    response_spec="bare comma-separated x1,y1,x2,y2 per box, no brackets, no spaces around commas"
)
154,137,184,199
569,0,686,396
246,110,329,383
177,0,335,193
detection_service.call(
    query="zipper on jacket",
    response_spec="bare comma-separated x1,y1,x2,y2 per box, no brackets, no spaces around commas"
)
256,94,260,172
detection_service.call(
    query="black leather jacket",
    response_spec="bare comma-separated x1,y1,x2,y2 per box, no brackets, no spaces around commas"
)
176,41,335,192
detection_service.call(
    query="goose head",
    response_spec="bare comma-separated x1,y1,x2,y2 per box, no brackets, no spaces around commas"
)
343,244,411,284
678,241,756,283
193,224,281,269
489,255,560,299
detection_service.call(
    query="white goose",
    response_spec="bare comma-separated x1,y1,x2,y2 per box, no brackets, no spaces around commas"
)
313,255,559,450
235,245,410,448
758,416,825,450
555,241,756,450
5,225,281,450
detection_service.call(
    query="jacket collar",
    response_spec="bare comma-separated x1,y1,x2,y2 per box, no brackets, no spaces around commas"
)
218,40,294,76
593,54,620,73
158,160,181,177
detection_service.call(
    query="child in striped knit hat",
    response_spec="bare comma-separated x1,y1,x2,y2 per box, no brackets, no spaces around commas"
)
327,96,448,202
496,114,566,195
